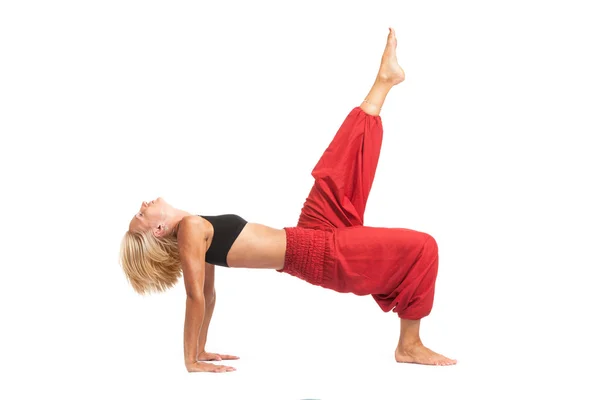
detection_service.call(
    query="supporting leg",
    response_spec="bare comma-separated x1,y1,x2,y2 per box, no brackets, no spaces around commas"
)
395,319,457,366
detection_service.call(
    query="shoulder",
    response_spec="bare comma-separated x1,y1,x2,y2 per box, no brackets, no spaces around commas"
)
180,215,205,227
178,215,213,239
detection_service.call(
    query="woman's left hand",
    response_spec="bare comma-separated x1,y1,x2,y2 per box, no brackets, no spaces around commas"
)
197,351,240,361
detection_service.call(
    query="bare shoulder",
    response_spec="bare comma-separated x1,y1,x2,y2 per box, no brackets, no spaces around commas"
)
178,215,213,240
180,215,204,226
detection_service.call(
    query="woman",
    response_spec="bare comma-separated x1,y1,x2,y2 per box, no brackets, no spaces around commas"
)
120,27,456,372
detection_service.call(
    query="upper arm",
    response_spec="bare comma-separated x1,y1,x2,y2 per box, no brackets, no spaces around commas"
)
178,216,209,299
203,262,215,298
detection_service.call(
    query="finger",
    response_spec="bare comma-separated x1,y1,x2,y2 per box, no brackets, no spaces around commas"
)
220,354,239,360
215,365,236,373
199,353,221,361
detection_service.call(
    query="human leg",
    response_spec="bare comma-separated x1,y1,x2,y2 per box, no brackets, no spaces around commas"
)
370,233,439,319
395,319,457,366
297,28,404,230
328,226,456,366
297,106,383,229
327,226,436,303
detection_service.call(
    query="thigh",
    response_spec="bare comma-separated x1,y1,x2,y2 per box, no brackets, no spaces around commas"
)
327,226,432,295
297,107,383,230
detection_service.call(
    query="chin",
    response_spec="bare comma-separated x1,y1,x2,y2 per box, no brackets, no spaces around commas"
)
157,197,172,209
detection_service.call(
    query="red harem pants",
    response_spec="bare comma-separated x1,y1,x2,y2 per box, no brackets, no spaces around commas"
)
277,106,439,320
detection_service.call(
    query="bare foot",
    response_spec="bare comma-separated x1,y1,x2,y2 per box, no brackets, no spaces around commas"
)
377,27,405,86
395,342,457,366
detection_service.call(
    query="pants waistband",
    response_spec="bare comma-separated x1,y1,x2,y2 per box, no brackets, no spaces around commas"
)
279,226,334,287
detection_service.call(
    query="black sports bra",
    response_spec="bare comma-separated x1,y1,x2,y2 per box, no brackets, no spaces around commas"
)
198,214,248,267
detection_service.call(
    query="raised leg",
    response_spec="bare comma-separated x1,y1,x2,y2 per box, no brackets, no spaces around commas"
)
297,28,405,230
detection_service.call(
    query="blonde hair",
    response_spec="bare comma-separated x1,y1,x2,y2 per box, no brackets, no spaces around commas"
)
119,230,181,295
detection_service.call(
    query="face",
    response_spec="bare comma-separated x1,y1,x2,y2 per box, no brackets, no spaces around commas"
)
128,197,173,235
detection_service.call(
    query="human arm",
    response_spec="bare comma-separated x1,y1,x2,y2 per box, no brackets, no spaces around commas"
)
178,217,235,373
178,216,207,367
196,263,215,353
195,264,240,362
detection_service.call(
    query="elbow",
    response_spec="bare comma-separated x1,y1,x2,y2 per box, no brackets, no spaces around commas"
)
186,290,205,303
204,289,216,303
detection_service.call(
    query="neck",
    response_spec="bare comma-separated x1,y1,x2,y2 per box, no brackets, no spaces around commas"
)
170,208,193,237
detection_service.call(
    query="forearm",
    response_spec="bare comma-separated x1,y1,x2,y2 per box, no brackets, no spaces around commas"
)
184,296,206,365
197,292,216,352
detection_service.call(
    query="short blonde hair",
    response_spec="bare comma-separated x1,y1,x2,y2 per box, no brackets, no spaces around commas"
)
119,230,181,295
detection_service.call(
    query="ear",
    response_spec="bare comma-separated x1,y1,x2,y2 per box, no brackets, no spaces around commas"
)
153,224,167,238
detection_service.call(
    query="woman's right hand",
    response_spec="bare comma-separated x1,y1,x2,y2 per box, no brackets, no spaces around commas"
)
186,361,236,373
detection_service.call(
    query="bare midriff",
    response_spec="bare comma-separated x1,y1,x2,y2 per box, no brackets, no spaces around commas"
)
224,223,287,270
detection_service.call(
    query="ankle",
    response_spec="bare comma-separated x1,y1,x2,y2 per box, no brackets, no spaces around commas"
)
397,337,423,351
375,75,397,87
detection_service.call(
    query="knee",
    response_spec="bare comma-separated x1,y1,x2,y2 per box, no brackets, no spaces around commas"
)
421,233,438,258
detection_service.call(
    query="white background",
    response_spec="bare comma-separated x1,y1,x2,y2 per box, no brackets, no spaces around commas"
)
1,0,599,399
